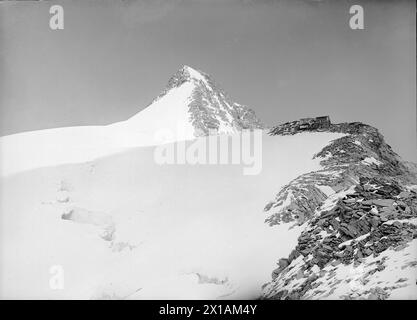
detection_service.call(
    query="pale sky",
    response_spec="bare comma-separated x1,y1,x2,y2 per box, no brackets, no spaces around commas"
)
0,0,415,160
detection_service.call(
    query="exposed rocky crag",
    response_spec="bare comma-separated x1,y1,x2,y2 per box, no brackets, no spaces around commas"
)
262,117,417,300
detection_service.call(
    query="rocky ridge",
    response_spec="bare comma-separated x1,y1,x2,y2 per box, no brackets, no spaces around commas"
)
262,117,417,299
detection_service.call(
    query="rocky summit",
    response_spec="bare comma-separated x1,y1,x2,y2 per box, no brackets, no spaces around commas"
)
262,117,417,300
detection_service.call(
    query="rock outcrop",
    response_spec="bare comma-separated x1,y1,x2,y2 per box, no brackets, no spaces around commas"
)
262,117,417,300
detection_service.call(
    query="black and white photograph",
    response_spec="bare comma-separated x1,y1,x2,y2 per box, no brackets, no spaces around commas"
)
0,0,416,307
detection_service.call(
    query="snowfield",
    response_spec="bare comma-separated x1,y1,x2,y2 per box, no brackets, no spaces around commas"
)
0,132,344,299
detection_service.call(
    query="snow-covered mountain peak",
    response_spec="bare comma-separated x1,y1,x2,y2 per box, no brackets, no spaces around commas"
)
158,65,216,97
179,65,209,82
128,65,264,138
0,65,264,176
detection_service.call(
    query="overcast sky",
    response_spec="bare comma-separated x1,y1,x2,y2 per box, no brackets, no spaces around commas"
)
0,0,415,160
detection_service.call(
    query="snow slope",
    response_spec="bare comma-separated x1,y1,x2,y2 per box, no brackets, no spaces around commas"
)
0,79,197,177
0,132,343,299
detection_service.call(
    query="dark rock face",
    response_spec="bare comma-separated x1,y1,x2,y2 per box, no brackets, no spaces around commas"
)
262,117,417,300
